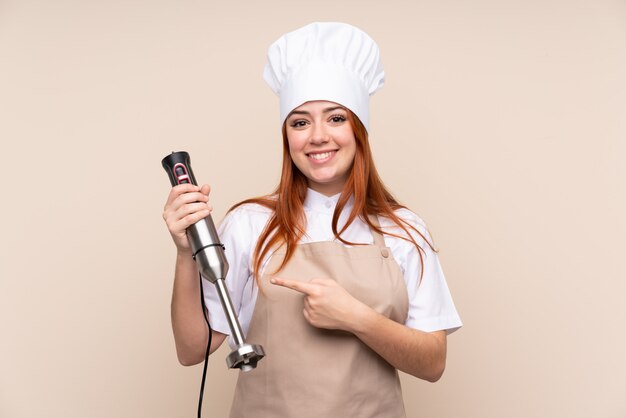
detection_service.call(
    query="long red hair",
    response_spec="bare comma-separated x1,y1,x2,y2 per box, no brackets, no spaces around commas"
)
231,109,435,281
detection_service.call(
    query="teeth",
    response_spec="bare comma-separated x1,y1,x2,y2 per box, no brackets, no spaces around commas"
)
309,152,332,160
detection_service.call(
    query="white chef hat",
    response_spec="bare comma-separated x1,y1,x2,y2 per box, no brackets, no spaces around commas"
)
263,22,385,131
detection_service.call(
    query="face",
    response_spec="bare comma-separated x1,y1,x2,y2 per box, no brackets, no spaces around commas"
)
285,101,357,196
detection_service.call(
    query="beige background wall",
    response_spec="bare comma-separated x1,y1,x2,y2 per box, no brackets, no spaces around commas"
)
1,0,625,417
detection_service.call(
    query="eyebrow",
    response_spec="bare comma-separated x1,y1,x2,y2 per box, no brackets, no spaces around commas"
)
287,106,345,118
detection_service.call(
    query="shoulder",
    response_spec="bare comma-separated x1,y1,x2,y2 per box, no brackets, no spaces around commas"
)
375,207,438,263
378,208,430,242
217,202,273,254
229,201,274,217
220,201,273,228
391,207,428,229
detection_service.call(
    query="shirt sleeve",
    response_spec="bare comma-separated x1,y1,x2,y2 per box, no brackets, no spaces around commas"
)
201,206,255,336
383,210,463,334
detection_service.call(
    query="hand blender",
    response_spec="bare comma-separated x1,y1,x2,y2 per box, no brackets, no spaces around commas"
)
162,151,265,371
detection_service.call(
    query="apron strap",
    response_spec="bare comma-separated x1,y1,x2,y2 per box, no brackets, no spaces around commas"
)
367,214,387,248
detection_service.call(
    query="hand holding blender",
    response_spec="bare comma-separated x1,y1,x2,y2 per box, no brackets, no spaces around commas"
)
162,151,265,371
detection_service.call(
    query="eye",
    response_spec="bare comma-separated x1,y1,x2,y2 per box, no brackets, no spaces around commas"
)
289,119,308,128
329,114,347,123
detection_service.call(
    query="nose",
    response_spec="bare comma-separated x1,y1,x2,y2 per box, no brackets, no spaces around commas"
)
309,122,329,145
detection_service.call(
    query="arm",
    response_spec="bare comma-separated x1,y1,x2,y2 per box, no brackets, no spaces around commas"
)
171,250,227,366
271,277,447,382
349,304,446,382
163,183,227,366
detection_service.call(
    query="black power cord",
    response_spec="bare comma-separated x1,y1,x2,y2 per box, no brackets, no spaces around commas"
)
197,272,213,418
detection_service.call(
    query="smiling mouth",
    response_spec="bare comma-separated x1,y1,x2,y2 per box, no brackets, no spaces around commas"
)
307,150,337,160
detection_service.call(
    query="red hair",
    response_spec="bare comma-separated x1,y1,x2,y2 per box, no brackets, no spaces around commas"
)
231,110,435,282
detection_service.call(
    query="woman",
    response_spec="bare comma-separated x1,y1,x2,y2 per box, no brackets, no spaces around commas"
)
163,22,462,417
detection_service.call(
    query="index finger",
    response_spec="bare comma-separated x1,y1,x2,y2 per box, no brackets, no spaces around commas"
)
270,277,316,295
